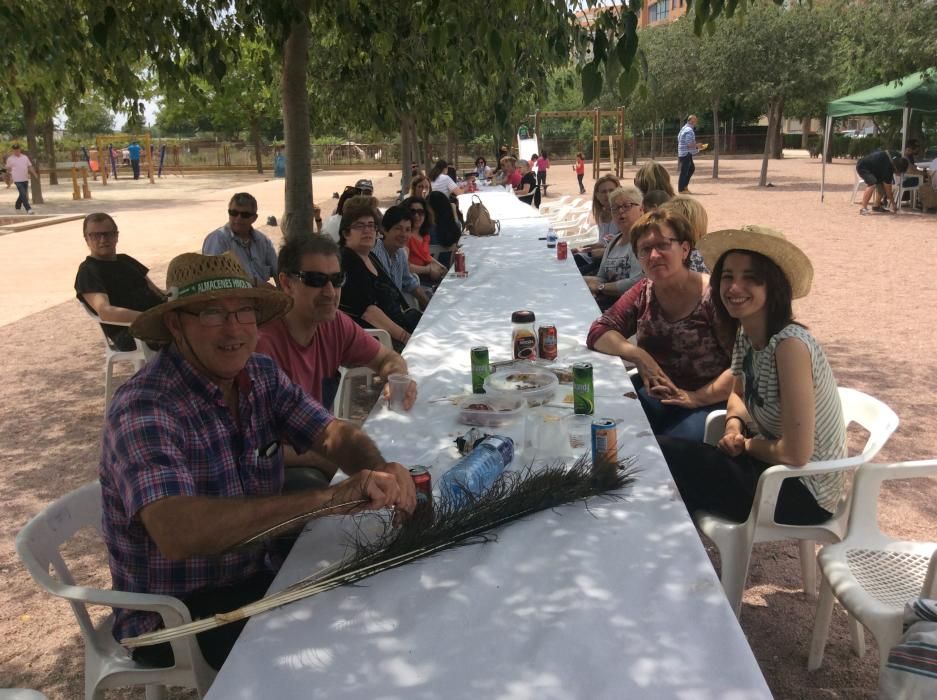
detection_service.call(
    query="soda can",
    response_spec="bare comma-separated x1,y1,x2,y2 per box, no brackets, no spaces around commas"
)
409,466,433,513
557,240,568,261
591,419,618,468
454,249,467,277
538,325,557,361
470,346,490,394
572,362,595,415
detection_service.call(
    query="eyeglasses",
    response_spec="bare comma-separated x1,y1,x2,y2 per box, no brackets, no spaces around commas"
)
350,221,378,232
636,238,682,260
292,271,347,288
87,230,118,240
179,305,258,327
612,202,640,213
228,209,256,219
409,208,426,217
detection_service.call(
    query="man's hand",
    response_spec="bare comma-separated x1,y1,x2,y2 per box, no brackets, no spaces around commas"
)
376,462,416,517
328,469,403,514
381,377,417,410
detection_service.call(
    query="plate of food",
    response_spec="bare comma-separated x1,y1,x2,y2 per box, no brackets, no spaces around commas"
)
457,395,527,428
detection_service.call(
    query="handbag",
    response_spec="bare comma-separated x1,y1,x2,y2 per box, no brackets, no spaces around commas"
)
465,195,500,236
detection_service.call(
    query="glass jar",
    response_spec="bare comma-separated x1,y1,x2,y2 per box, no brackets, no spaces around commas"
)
511,310,537,360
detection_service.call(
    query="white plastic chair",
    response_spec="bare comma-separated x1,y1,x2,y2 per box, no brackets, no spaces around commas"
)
79,302,148,411
808,460,937,672
537,195,571,214
333,328,393,421
15,482,216,700
551,211,591,237
695,387,899,617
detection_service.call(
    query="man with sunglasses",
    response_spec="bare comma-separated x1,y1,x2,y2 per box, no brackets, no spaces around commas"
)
257,235,415,425
75,212,167,351
203,192,278,287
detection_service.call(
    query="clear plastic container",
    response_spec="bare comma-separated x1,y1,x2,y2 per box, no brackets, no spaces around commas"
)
483,366,559,407
457,395,527,453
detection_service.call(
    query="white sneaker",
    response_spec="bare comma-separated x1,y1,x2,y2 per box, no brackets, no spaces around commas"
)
859,208,870,215
27,210,36,215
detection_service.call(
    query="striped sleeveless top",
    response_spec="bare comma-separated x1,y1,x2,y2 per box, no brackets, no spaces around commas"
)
731,324,846,513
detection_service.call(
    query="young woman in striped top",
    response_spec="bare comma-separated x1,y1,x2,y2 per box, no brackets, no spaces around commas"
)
659,225,846,525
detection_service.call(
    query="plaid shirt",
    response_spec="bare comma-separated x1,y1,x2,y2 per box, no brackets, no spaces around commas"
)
677,123,698,158
100,345,333,643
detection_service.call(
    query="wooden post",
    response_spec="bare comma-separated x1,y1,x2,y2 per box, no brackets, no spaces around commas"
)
534,110,541,151
97,136,108,185
81,167,92,198
618,108,626,178
145,133,155,183
592,109,600,180
71,167,81,200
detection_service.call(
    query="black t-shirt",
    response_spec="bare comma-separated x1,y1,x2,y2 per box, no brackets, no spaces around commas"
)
338,247,420,333
857,150,895,182
75,254,164,350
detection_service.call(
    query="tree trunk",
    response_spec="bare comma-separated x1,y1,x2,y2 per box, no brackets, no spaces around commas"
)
251,117,264,174
408,119,419,172
801,114,810,150
400,113,414,197
421,128,431,171
649,122,656,159
759,100,779,187
631,124,638,166
43,116,58,185
20,93,44,204
772,99,785,159
281,1,312,239
711,99,720,179
446,128,456,168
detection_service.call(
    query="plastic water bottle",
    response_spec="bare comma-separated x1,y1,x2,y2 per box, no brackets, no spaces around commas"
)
439,436,515,505
546,228,558,249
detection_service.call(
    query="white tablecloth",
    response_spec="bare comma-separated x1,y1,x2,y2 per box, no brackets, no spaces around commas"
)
206,193,771,700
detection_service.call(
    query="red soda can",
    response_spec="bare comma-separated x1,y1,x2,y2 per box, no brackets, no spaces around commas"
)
409,466,433,513
557,240,568,261
454,249,467,277
538,324,558,360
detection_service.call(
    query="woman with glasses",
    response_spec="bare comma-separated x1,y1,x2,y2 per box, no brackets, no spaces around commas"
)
402,196,447,286
474,157,492,181
338,198,422,350
587,208,736,441
583,185,646,311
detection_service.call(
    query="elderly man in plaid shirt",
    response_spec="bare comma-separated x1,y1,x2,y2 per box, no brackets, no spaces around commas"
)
99,251,415,670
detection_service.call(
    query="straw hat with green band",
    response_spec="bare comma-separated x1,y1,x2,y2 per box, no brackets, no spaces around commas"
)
131,252,293,343
698,225,814,299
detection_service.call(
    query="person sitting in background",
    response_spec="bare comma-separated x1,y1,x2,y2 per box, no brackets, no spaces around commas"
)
338,198,421,351
856,150,908,214
583,185,646,310
322,185,363,241
497,156,522,188
641,189,672,211
75,212,167,352
515,159,538,207
409,174,432,200
659,225,845,526
202,192,278,287
661,195,709,273
587,209,735,441
429,159,464,196
257,234,415,421
427,190,462,268
573,175,621,276
402,195,447,286
463,172,478,193
354,178,374,196
475,157,492,180
635,160,676,198
373,206,430,308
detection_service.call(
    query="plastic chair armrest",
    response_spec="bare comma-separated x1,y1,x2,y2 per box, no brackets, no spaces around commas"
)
51,581,193,626
751,458,863,529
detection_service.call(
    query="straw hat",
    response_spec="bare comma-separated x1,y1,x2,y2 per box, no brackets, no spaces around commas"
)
698,225,814,299
131,252,292,343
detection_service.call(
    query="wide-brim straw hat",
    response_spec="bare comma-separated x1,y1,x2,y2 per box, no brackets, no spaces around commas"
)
131,252,293,343
698,225,814,299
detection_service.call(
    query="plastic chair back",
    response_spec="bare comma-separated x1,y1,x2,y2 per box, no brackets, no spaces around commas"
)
334,329,394,421
15,482,215,698
78,301,148,411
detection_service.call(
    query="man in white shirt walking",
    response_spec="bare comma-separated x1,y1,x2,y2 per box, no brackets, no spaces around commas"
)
6,144,38,214
676,116,701,194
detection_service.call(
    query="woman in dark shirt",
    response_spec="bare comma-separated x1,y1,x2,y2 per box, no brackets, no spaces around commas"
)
338,199,421,350
515,160,538,207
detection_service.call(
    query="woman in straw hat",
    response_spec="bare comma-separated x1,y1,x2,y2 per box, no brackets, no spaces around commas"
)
659,225,847,525
587,208,736,442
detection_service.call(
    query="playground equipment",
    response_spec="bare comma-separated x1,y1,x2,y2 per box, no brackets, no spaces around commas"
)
94,133,155,185
532,109,627,179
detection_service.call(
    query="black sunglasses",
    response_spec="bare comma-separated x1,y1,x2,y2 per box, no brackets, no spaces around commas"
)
292,271,347,288
228,209,255,219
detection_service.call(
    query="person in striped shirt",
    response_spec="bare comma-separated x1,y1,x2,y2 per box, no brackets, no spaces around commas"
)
658,225,847,525
676,115,701,194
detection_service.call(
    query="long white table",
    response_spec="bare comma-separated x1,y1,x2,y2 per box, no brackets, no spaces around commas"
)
206,193,772,699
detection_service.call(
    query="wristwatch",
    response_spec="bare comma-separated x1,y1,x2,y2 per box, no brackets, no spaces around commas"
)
598,283,606,293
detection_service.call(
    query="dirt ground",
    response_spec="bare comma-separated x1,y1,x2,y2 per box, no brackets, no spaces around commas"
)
0,155,935,698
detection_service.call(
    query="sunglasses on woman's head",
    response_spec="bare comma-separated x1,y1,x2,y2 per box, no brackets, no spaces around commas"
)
292,271,347,288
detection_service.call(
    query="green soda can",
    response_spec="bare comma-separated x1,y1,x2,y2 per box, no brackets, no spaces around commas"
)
573,362,595,415
471,346,491,394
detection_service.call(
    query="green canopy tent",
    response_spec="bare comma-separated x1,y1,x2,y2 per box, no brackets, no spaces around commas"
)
821,70,937,201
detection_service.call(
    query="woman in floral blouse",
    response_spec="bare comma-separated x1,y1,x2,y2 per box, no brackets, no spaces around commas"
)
587,208,737,441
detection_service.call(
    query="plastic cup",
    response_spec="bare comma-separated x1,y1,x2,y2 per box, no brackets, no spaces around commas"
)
387,373,411,412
